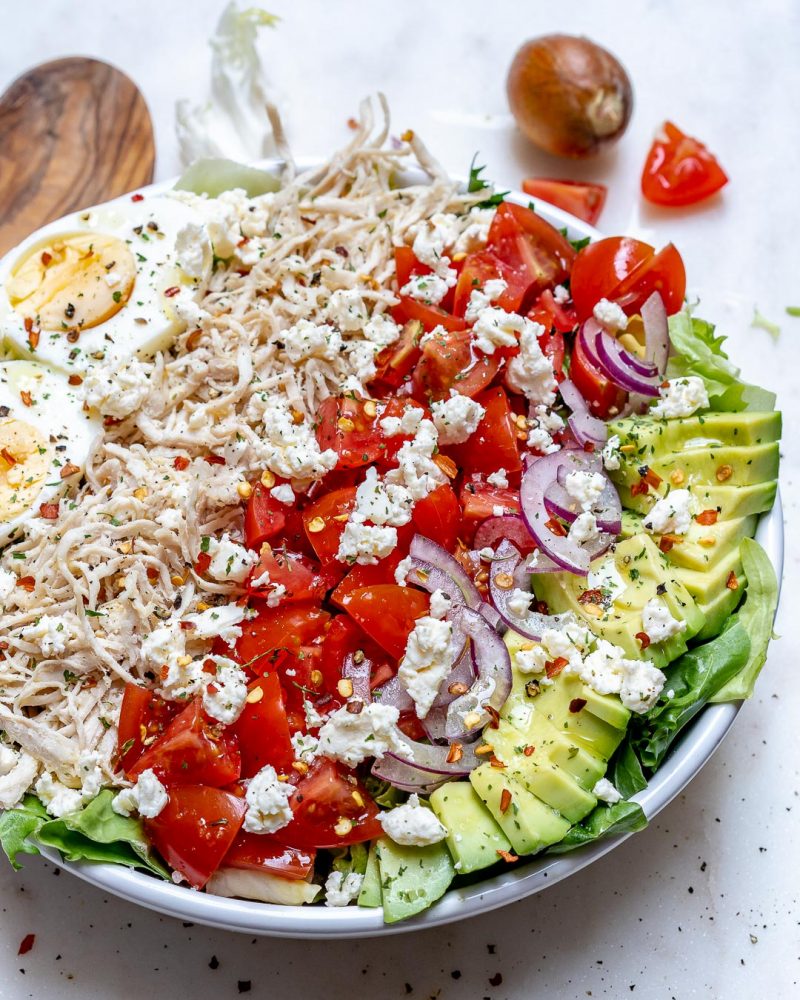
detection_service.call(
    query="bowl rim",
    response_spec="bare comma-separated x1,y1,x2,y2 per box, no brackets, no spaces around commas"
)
22,161,784,938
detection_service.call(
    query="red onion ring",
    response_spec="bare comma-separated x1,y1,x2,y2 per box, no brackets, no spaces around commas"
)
578,320,660,397
342,653,372,705
559,378,608,448
488,540,570,640
444,606,512,741
641,291,669,375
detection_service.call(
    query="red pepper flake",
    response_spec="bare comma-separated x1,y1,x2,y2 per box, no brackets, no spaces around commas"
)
643,468,662,489
207,683,219,696
630,478,650,497
496,850,518,864
41,251,52,266
1,447,16,467
523,744,535,757
39,502,60,519
103,415,123,428
726,571,739,591
174,455,190,471
569,698,587,714
18,576,35,592
159,664,169,681
195,552,212,575
696,509,718,526
19,390,33,407
659,535,675,553
164,286,180,298
483,703,500,729
582,441,596,453
60,462,80,479
499,788,512,814
146,566,158,582
204,454,226,466
545,656,568,679
489,755,506,769
202,659,218,675
18,933,35,956
131,193,144,202
346,117,359,130
179,621,196,631
578,588,603,605
545,517,567,537
68,374,83,386
446,742,463,764
635,631,652,649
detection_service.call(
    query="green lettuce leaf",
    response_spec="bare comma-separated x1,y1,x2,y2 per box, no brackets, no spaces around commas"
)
609,741,648,800
548,800,647,855
667,310,775,411
710,539,779,702
0,795,48,869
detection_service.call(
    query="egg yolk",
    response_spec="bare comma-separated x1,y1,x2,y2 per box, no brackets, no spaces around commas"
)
0,419,53,523
7,233,136,333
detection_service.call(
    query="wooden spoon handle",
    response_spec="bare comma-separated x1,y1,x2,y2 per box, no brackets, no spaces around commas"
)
0,57,155,255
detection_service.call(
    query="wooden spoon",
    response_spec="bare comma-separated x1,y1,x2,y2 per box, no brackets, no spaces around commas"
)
0,57,155,256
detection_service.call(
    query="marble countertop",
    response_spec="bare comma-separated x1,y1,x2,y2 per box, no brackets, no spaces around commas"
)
1,1,798,997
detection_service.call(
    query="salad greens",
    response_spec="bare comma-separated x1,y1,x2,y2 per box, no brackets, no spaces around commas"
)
548,800,647,855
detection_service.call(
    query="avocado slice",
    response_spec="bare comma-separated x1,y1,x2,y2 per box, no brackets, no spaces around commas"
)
375,837,454,924
470,765,570,855
618,479,777,520
429,781,511,874
610,410,782,457
613,442,779,491
662,515,757,571
693,574,746,641
357,843,382,908
526,674,630,759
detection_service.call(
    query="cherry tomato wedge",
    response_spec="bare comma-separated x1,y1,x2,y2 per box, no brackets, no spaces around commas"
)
282,759,384,849
522,178,607,226
459,481,522,543
391,296,467,334
339,584,429,660
611,243,687,317
231,673,294,778
145,785,246,889
302,486,357,564
117,683,181,776
129,698,242,788
231,602,330,674
244,482,287,550
331,549,407,609
248,547,341,604
412,327,500,401
411,483,462,553
223,831,315,880
641,121,728,207
373,319,424,388
315,397,384,470
448,386,521,476
487,202,575,306
451,249,530,317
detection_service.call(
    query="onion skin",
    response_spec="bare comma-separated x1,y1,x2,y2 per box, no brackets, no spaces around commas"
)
507,34,633,158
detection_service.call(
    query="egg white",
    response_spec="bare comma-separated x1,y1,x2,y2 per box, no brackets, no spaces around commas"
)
0,192,214,375
0,360,101,546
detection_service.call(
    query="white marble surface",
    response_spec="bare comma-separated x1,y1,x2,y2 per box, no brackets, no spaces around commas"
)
1,1,798,997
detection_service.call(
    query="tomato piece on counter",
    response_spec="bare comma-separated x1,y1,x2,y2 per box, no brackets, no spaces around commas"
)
569,328,628,420
522,178,607,226
117,684,182,776
244,482,287,550
315,396,385,470
129,699,241,788
283,759,384,848
231,673,294,778
339,584,429,660
223,831,315,880
641,121,728,207
145,785,246,889
412,326,500,401
302,486,357,563
448,386,521,476
487,202,575,306
412,483,462,553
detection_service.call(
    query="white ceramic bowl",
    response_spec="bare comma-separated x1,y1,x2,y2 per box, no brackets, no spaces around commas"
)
22,167,783,938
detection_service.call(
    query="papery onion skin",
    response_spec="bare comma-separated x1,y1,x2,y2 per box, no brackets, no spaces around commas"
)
507,34,633,159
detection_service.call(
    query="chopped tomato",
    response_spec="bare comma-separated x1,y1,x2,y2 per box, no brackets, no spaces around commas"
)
528,288,577,334
374,397,430,469
145,785,246,889
451,249,530,317
248,547,341,604
487,202,575,307
412,483,462,552
283,759,384,848
373,319,424,388
459,481,522,542
394,246,459,313
223,831,315,881
302,486,357,564
339,584,429,660
391,295,467,334
318,613,393,693
570,237,686,320
448,386,521,476
569,328,628,420
397,710,428,742
231,602,331,674
117,684,181,776
411,327,500,401
244,482,286,550
231,674,294,778
522,178,607,226
315,397,384,470
331,549,406,609
129,698,241,788
641,121,728,207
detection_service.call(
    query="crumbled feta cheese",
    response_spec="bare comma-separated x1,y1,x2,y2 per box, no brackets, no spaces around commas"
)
265,583,286,608
34,773,83,818
587,558,627,603
578,639,666,712
112,769,169,819
431,391,485,445
409,218,457,277
642,598,686,644
379,415,402,436
325,288,369,331
184,604,245,647
650,377,710,419
470,306,524,355
0,568,15,603
506,319,557,404
317,703,409,767
142,621,185,667
83,357,151,419
378,793,448,846
602,433,621,471
394,555,413,587
20,614,70,656
592,777,622,804
464,279,508,323
507,588,533,619
527,404,564,454
363,312,401,347
492,505,505,517
565,470,607,512
337,521,398,565
486,469,509,488
568,511,600,547
324,870,364,907
270,483,295,505
553,284,569,305
259,396,338,481
77,751,104,801
303,699,327,730
0,744,18,777
291,731,319,764
619,658,667,713
351,467,413,527
453,206,496,253
202,656,248,725
428,589,452,620
282,318,342,363
398,616,456,718
593,298,628,332
385,418,446,500
401,271,456,305
243,764,294,834
175,221,212,279
207,533,259,583
642,489,694,535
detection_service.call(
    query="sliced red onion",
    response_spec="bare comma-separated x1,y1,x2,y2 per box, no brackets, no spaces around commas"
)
380,737,481,776
474,515,535,552
444,606,512,741
641,291,669,375
374,675,413,713
489,540,569,640
409,535,483,609
512,549,560,589
553,450,622,535
578,320,660,397
559,378,608,448
432,646,476,710
342,653,372,705
370,756,449,794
